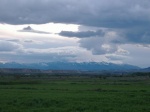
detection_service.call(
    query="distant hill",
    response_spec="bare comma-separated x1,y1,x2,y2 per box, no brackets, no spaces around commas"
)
140,67,150,72
0,62,140,71
0,68,41,74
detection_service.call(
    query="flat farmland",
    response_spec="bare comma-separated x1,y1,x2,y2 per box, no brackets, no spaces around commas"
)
0,75,150,112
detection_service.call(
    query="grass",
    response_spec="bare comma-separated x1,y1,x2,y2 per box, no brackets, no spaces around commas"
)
0,75,150,112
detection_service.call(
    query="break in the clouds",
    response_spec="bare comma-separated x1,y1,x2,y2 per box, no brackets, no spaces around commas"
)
0,0,150,67
19,26,51,34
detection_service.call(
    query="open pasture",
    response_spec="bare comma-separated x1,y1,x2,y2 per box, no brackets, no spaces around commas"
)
0,74,150,112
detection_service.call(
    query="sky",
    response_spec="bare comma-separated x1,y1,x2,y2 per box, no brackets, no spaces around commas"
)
0,0,150,68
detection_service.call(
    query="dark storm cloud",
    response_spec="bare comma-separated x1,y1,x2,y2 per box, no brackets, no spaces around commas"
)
59,30,104,38
110,27,150,45
19,26,50,34
0,0,150,28
124,28,150,44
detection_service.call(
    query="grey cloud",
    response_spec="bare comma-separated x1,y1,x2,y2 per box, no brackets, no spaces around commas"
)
0,52,75,63
0,47,77,63
59,30,104,38
116,48,130,55
0,40,21,52
0,0,150,28
110,27,150,45
23,26,32,30
106,55,127,61
79,37,118,55
24,40,34,43
124,27,150,44
6,39,20,43
19,26,51,34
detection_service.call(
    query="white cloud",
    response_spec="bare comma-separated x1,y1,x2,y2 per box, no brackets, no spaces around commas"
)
120,44,150,67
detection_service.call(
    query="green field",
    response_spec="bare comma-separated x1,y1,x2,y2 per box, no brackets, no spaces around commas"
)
0,75,150,112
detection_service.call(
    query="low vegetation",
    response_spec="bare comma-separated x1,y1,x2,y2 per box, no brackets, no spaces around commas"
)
0,73,150,112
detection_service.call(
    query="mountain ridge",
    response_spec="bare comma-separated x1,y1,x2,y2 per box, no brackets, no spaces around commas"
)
0,62,140,71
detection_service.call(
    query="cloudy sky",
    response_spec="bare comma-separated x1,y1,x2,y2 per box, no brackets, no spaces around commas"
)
0,0,150,67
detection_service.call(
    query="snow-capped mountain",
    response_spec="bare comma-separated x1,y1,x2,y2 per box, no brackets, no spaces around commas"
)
0,62,140,71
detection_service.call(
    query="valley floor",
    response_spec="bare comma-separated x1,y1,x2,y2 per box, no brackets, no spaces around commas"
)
0,74,150,112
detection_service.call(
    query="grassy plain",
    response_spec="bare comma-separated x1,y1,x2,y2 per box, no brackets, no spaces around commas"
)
0,74,150,112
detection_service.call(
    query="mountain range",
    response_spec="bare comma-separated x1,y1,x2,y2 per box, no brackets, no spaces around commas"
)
0,62,141,71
